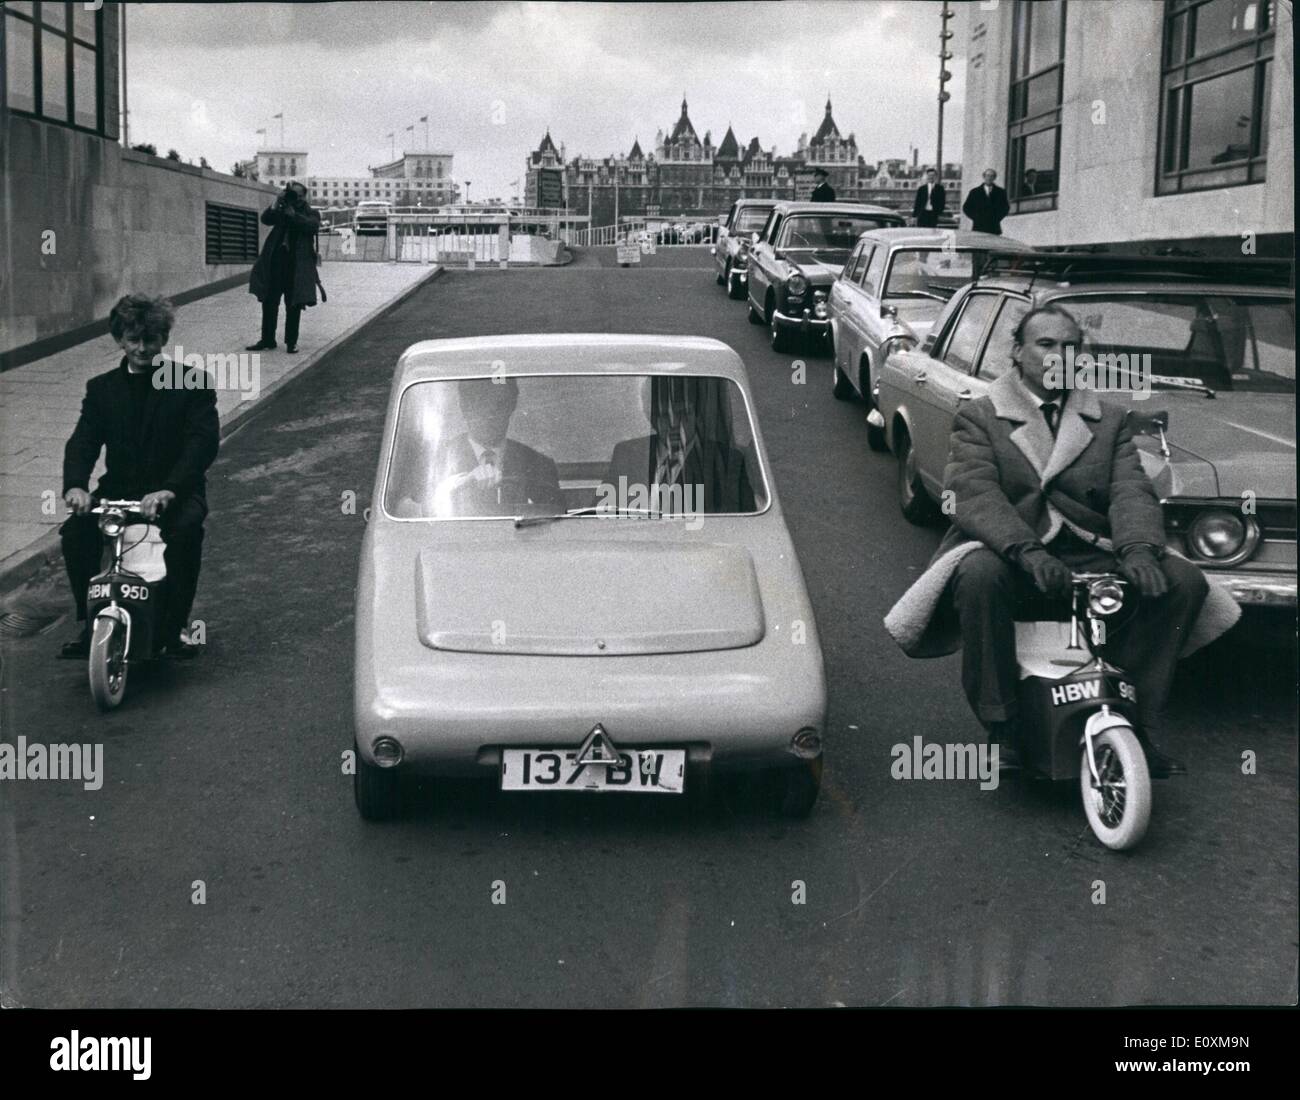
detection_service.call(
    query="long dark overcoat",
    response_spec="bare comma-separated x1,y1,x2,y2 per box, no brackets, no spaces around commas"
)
249,200,321,308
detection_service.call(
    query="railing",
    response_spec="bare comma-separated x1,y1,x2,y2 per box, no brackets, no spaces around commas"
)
569,218,721,248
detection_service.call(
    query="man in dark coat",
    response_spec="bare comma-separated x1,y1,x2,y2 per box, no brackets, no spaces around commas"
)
912,168,945,228
247,180,321,353
961,168,1011,234
809,168,836,203
884,304,1240,773
60,295,220,657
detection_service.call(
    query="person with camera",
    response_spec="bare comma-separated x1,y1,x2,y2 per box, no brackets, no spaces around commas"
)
246,180,321,354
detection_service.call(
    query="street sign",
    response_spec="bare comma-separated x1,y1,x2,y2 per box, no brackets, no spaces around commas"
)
538,168,563,209
616,243,641,265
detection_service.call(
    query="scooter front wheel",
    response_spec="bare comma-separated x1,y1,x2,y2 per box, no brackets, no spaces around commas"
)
1080,725,1151,851
88,615,128,710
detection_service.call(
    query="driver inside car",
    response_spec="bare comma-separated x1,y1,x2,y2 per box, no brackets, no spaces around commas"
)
429,377,563,517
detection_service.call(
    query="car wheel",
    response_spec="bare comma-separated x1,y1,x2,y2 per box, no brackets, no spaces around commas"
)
354,743,402,821
896,426,938,524
716,265,726,286
747,297,763,324
726,263,743,300
770,314,794,354
832,364,854,400
866,409,889,452
770,759,822,819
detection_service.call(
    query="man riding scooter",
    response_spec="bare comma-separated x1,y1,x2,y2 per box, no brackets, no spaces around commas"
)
884,303,1240,772
60,294,219,659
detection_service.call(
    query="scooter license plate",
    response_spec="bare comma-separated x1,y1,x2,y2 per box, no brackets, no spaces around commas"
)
88,580,152,602
501,749,686,793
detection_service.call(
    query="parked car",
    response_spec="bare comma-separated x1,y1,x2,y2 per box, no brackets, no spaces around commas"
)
745,202,906,353
714,199,777,300
355,200,392,236
353,334,828,820
875,253,1296,607
827,228,1032,449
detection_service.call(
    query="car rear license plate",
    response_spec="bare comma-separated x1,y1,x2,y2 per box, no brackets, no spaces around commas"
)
501,749,685,793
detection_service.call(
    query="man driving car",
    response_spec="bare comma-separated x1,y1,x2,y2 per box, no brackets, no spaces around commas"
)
884,303,1240,772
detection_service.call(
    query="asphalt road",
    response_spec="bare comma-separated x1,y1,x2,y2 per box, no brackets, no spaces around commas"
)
2,249,1295,1007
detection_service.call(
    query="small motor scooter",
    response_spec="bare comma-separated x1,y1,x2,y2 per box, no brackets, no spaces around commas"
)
1014,572,1156,851
83,500,170,710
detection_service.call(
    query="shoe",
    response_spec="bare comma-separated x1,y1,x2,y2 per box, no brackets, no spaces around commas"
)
59,628,90,659
246,341,276,351
1144,745,1186,778
985,719,1022,772
285,345,298,354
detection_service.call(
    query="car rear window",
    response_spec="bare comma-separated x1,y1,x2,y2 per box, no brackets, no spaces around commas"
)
385,374,769,519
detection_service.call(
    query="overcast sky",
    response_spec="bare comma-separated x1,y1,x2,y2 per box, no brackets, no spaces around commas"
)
125,0,969,200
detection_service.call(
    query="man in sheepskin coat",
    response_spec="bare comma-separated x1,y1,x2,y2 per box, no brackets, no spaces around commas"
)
883,303,1241,772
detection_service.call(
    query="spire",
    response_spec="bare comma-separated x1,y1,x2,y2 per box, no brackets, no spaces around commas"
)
717,125,740,160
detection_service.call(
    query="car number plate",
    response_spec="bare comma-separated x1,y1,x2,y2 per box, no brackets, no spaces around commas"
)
501,749,685,793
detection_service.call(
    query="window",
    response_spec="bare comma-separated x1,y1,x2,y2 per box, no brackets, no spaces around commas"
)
1007,0,1064,211
976,297,1030,381
940,293,1001,374
205,203,260,264
1158,0,1274,193
5,1,100,130
860,245,888,297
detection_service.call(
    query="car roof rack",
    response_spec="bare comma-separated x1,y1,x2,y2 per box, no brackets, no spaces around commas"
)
980,250,1295,292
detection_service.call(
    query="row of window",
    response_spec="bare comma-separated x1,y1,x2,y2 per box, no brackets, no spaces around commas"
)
4,1,102,132
1005,0,1275,212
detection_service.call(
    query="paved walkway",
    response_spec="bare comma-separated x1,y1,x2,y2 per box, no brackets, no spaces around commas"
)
0,261,441,584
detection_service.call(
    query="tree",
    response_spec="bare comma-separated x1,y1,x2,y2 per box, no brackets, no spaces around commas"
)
131,142,157,155
166,148,182,161
231,162,246,178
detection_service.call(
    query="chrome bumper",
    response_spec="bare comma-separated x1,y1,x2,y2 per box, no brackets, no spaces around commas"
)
773,307,830,332
1211,572,1297,607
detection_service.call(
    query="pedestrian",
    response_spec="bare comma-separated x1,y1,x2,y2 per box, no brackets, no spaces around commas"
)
961,168,1010,235
246,180,323,354
912,167,945,228
60,294,219,658
809,167,836,203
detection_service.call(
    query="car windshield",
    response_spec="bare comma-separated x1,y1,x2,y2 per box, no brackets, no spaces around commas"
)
884,249,1000,300
384,373,769,519
781,214,892,254
734,207,772,233
1060,294,1296,394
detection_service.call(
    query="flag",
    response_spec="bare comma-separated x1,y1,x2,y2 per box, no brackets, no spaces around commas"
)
406,125,414,132
272,112,283,119
256,128,266,134
419,115,428,123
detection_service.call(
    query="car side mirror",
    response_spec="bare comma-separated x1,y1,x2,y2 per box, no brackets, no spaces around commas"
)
881,303,898,320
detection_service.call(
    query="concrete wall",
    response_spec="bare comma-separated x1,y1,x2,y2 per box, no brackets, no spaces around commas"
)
1,117,278,359
962,0,1293,249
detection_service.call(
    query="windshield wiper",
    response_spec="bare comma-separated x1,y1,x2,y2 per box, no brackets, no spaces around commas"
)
1149,374,1217,399
514,506,661,529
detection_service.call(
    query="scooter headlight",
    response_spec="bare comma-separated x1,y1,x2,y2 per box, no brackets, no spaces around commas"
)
99,510,125,537
1087,577,1125,617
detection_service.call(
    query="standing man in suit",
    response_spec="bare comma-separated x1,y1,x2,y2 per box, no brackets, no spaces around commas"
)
912,168,946,228
884,304,1240,773
247,180,321,354
809,168,836,203
60,295,219,658
428,378,563,517
961,168,1011,235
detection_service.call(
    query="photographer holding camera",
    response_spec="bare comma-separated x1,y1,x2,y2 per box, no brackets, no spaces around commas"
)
246,180,322,354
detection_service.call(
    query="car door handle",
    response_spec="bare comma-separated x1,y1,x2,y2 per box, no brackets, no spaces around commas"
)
914,372,928,384
957,389,973,400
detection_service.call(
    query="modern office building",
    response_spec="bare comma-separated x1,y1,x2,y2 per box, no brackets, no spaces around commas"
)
251,148,459,208
962,0,1293,254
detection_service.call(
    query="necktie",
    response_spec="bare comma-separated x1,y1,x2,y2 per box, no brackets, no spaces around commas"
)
480,447,497,471
1041,402,1059,437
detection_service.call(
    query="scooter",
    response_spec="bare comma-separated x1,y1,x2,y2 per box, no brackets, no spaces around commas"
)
84,500,170,710
1014,573,1156,851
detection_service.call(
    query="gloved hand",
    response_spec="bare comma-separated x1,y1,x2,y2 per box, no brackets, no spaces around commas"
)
1018,546,1073,598
1119,547,1168,598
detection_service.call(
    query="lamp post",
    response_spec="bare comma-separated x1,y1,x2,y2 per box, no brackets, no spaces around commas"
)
937,1,954,179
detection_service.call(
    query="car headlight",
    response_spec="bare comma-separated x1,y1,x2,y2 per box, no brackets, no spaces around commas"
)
1087,577,1126,617
1186,509,1259,565
787,274,808,298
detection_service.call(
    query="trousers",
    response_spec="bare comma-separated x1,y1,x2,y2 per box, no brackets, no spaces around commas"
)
61,496,206,644
949,540,1209,739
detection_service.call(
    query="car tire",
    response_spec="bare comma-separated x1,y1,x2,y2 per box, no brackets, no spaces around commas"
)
832,364,854,400
726,263,743,300
770,759,822,819
896,426,939,524
716,266,726,286
770,314,794,354
866,411,889,452
354,743,402,821
747,297,763,325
